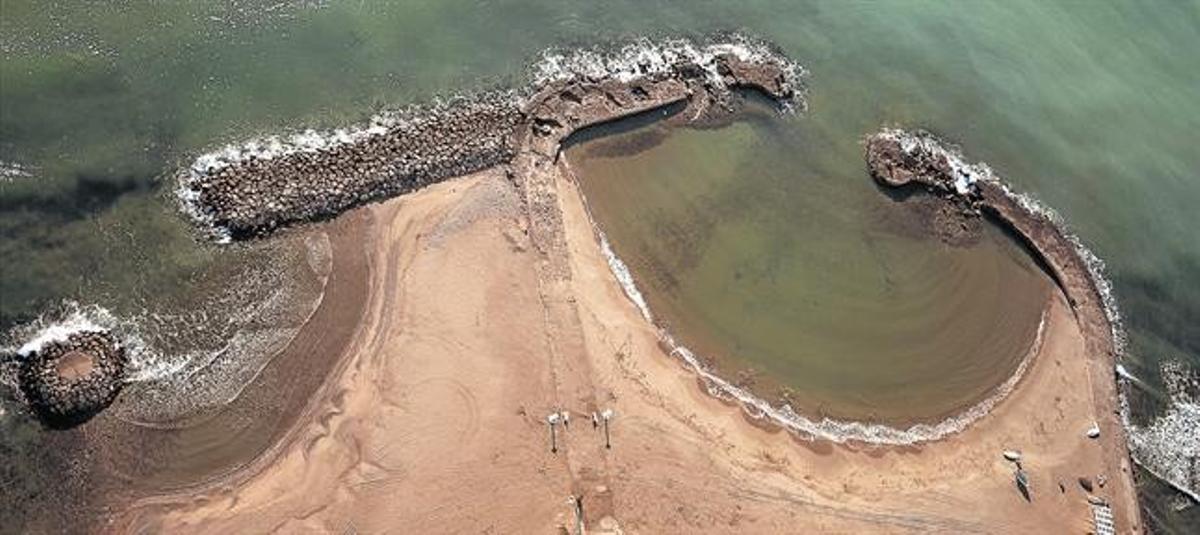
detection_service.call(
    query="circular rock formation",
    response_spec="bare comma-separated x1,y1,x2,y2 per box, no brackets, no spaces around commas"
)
18,330,127,428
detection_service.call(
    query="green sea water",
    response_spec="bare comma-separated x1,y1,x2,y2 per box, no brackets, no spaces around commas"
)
2,0,1197,530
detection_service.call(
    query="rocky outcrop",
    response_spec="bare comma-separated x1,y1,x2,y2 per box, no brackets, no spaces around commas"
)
865,128,1120,347
179,35,803,241
17,330,127,429
866,129,993,195
185,94,523,240
865,126,1139,521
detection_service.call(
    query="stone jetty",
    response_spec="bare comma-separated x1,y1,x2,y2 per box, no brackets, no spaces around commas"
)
865,127,1141,525
180,35,802,240
186,93,523,240
17,330,127,428
865,128,1120,348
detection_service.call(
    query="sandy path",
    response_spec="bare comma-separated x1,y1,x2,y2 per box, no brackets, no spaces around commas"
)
116,166,1138,533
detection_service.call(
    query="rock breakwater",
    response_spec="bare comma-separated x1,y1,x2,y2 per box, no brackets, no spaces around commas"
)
866,128,1144,513
16,330,127,428
183,94,523,240
865,128,1124,353
179,34,802,241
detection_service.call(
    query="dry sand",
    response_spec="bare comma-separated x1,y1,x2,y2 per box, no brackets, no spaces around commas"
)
115,165,1139,533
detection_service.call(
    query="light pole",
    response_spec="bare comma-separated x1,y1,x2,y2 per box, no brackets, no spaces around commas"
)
547,412,561,453
600,408,614,449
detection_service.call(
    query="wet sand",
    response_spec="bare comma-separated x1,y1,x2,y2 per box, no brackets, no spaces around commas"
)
112,165,1140,533
82,215,371,497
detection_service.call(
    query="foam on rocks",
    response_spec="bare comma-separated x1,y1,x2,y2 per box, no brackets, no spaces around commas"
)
178,34,803,241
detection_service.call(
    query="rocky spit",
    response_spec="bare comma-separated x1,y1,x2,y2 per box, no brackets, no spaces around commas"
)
179,35,802,240
866,128,1151,517
185,93,524,240
865,128,1123,351
16,330,127,428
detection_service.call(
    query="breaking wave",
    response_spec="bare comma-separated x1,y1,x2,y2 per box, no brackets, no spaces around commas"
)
174,93,518,243
2,233,332,422
0,160,34,183
176,33,805,240
528,33,806,110
1126,360,1200,503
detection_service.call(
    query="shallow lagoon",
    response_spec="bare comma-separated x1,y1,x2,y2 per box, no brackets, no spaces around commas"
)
568,109,1051,424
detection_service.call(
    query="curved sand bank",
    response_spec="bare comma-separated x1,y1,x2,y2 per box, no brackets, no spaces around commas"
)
121,38,1140,532
118,163,1141,532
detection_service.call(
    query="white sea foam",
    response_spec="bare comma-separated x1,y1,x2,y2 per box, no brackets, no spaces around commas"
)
875,128,996,195
177,34,803,240
1126,360,1200,503
0,160,34,183
114,235,332,422
174,110,409,241
597,231,652,322
2,301,177,384
12,304,113,357
2,234,332,422
529,34,806,110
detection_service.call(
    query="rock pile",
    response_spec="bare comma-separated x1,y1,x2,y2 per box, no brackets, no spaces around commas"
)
181,36,804,241
865,127,1125,359
17,330,127,428
187,93,523,239
865,129,993,197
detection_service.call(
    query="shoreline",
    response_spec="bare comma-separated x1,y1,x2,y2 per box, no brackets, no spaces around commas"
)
21,34,1136,532
115,161,1143,533
177,34,803,241
866,128,1141,525
91,214,373,500
566,154,1053,443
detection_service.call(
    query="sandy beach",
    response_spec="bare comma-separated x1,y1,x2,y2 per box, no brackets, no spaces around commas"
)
112,160,1139,532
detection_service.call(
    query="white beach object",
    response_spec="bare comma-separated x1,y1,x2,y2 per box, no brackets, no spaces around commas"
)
601,408,614,421
560,411,571,425
547,413,561,425
1003,450,1022,462
1086,424,1101,439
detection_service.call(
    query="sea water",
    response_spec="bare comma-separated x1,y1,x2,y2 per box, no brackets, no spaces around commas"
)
2,1,1197,530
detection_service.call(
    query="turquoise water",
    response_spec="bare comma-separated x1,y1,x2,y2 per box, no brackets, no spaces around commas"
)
2,1,1197,530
